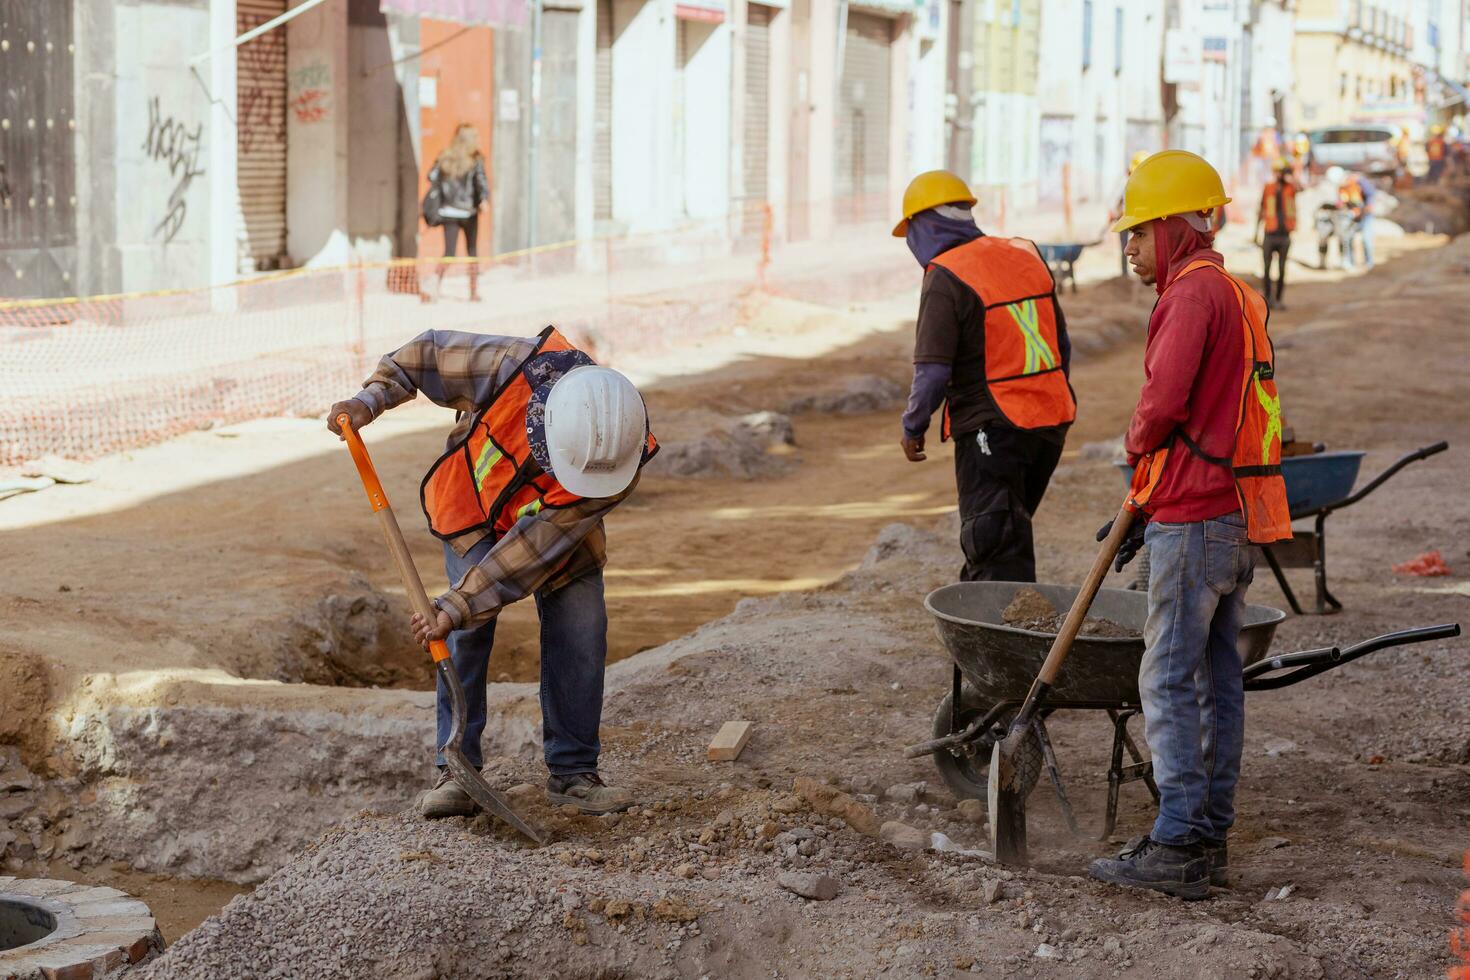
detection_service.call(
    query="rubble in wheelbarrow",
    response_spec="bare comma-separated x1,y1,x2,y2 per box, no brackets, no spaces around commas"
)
1002,585,1142,638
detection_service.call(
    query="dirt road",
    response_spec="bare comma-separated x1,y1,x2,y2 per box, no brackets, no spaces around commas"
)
3,205,1468,971
142,210,1470,975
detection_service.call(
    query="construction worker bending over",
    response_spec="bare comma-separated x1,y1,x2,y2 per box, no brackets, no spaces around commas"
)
1090,151,1292,900
892,170,1076,583
1254,158,1297,310
329,328,657,818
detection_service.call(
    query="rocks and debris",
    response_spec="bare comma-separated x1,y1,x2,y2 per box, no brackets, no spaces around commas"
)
653,411,798,479
777,871,841,901
706,720,753,761
1001,586,1140,638
1263,738,1298,757
783,375,905,415
955,798,985,824
879,821,929,851
1264,884,1296,902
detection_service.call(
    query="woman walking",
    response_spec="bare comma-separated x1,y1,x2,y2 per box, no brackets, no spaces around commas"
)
425,123,488,301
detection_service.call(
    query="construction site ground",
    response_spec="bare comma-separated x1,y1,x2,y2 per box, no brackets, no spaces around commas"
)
2,191,1468,977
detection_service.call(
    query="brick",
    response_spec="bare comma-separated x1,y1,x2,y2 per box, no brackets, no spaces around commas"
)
706,720,753,762
67,900,149,920
6,880,76,898
65,916,154,934
73,931,160,964
55,888,126,906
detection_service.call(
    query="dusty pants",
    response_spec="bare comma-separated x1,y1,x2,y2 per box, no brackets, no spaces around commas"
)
1261,232,1289,304
952,424,1063,582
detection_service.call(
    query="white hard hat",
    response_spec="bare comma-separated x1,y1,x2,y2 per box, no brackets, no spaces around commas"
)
1325,166,1345,185
537,365,648,498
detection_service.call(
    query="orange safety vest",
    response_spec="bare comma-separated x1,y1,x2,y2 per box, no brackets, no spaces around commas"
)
420,326,658,542
1337,180,1364,216
1128,260,1292,545
1260,181,1297,234
1428,136,1447,161
929,236,1077,438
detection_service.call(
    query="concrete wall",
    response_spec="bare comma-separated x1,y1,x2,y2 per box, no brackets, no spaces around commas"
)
679,19,732,221
347,3,419,261
610,0,673,233
99,0,218,292
287,0,351,265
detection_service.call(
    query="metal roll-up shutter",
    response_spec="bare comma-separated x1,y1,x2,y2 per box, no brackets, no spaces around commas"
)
537,8,579,245
836,10,890,222
742,4,772,234
236,0,288,272
594,0,613,223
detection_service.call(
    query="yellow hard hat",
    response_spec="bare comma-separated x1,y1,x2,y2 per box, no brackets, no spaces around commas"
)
1271,157,1291,173
892,170,977,237
1431,124,1446,135
1109,150,1231,234
1130,150,1152,172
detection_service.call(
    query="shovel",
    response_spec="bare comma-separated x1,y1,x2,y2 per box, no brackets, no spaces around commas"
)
988,499,1138,864
337,414,545,846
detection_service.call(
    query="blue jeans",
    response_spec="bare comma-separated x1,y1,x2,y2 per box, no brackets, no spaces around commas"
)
1139,513,1256,846
437,538,608,775
1359,213,1375,268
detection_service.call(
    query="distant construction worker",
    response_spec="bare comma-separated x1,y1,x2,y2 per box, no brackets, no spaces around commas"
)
892,170,1076,583
1254,158,1297,309
1090,150,1291,900
1291,131,1311,184
1349,171,1377,270
1249,121,1281,184
1334,168,1365,271
1427,125,1448,183
328,328,658,818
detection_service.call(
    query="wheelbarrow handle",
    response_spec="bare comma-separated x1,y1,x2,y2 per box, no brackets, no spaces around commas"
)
1329,441,1450,512
337,414,451,664
1244,623,1461,691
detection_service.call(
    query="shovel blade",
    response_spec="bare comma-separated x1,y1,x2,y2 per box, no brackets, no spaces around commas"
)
988,740,1028,865
442,748,545,846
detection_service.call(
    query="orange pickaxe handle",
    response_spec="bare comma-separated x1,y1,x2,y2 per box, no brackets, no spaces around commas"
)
338,414,451,663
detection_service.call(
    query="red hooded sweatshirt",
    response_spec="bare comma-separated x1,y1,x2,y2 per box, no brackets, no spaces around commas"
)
1124,216,1245,524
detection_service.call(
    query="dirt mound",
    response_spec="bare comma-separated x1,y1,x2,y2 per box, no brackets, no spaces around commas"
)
1000,586,1140,638
653,411,798,480
783,374,905,415
1385,182,1470,235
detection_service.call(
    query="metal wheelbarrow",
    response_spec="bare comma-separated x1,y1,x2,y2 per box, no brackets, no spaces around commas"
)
905,581,1460,840
1115,441,1449,615
1036,242,1097,294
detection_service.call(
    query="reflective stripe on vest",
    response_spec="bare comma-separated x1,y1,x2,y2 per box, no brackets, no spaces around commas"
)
419,325,659,542
929,236,1077,436
1128,260,1292,545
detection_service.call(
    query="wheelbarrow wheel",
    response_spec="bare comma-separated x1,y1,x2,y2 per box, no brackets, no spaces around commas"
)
930,690,1044,802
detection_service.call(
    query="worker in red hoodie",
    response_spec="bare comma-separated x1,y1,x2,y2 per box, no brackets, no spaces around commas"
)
1089,151,1292,900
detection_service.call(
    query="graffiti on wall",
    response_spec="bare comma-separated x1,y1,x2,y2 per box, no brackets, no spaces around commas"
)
288,61,331,125
237,15,286,155
141,96,205,243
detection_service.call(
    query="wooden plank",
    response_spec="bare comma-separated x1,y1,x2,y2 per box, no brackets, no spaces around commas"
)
706,721,753,762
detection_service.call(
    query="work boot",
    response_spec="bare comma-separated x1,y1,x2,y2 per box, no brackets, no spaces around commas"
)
420,768,478,819
1088,836,1210,900
546,772,635,815
1204,838,1229,887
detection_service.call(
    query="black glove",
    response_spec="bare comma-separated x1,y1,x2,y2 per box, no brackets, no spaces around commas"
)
1096,518,1147,573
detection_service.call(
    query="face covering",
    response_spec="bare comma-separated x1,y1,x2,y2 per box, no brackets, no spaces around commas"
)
1151,214,1215,295
905,205,983,268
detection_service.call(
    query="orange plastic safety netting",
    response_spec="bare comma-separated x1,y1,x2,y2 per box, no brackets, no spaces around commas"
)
0,199,919,468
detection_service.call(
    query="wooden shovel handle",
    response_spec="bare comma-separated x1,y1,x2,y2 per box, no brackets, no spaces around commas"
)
1013,500,1137,723
338,414,452,663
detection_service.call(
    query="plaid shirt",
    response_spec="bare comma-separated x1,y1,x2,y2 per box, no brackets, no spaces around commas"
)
353,329,634,629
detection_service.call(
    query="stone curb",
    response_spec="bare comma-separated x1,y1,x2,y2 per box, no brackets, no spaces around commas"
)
0,880,162,980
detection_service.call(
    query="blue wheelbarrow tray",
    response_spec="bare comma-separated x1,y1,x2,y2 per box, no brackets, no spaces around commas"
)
1112,450,1365,521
